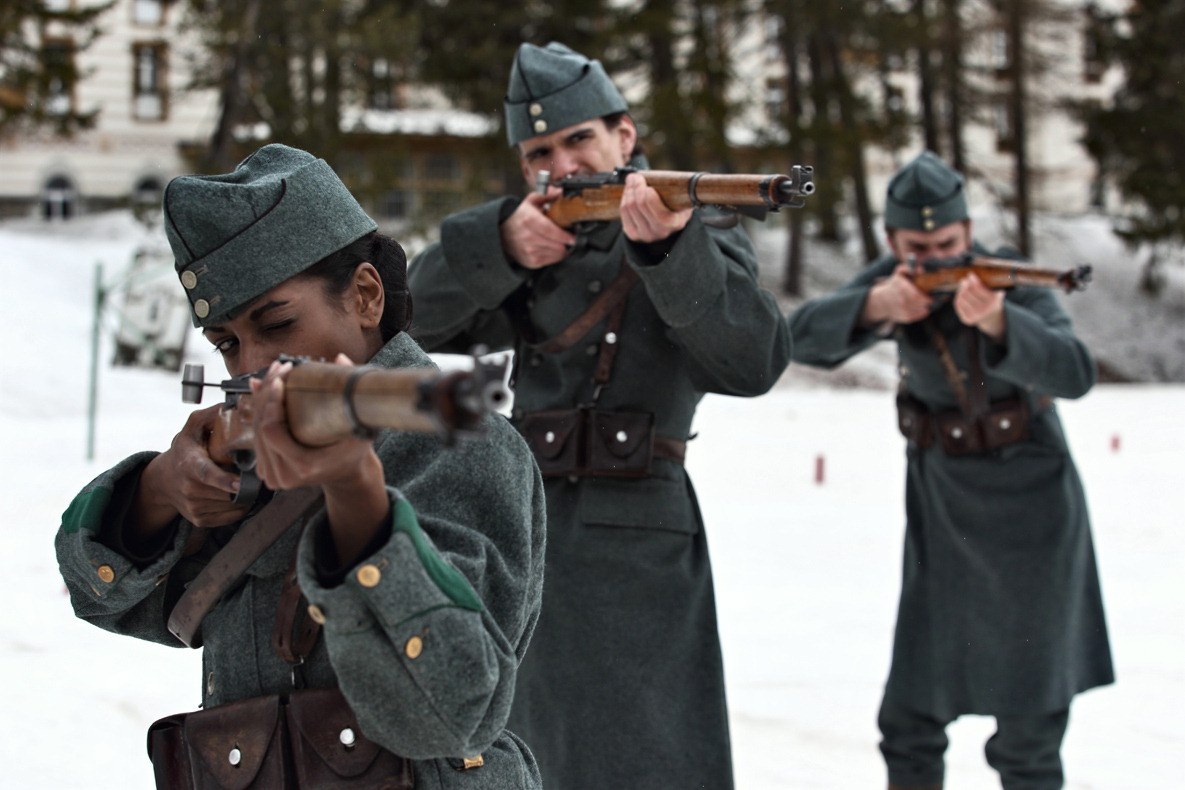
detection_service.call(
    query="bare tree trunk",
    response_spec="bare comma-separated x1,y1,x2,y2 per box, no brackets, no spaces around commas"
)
1006,0,1032,256
204,0,262,172
644,0,693,169
940,0,966,174
913,0,941,154
824,32,878,262
778,12,805,296
807,33,840,242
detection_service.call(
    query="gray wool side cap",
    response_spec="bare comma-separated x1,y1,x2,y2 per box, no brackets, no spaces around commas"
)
883,150,969,232
504,42,629,147
163,143,377,328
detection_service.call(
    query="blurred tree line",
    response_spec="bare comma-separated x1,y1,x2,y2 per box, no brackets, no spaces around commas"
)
0,0,113,136
4,1,1183,294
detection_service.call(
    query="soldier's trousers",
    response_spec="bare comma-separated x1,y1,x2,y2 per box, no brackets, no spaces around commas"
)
878,698,1070,789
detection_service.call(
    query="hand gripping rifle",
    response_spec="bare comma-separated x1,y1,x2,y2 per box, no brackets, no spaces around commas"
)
539,165,816,228
907,253,1092,295
180,353,510,506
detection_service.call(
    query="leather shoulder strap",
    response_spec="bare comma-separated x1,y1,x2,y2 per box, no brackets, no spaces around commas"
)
168,487,324,648
537,264,639,354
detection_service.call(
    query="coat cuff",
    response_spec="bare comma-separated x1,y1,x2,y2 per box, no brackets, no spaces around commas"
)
439,198,528,310
298,492,482,634
627,214,727,327
984,300,1046,383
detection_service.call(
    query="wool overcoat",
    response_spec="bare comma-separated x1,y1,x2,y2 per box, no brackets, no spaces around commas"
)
55,333,548,789
788,251,1114,719
407,174,792,789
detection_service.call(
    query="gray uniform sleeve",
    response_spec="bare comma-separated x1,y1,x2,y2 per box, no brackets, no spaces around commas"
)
296,419,546,760
987,286,1097,399
626,213,793,396
55,451,196,647
787,257,897,368
407,198,523,354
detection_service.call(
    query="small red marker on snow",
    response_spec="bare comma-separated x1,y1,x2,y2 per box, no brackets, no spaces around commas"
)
1110,434,1121,453
815,454,825,484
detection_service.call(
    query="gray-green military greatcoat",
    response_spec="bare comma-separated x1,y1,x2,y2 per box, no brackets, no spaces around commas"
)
408,155,792,789
56,333,547,789
788,250,1114,721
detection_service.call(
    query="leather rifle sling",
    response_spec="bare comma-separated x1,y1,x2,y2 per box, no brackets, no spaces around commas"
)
168,487,324,648
925,318,976,417
537,265,640,354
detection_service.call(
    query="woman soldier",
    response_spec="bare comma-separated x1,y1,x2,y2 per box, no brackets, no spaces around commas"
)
55,144,546,789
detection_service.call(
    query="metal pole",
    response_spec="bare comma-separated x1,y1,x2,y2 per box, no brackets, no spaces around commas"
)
86,261,103,461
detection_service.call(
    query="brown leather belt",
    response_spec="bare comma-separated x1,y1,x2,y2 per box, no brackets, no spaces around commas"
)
652,436,687,464
897,394,1032,455
517,407,686,478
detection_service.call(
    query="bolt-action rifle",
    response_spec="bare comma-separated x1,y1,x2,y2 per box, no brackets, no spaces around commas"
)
906,253,1092,294
180,353,510,506
539,165,816,228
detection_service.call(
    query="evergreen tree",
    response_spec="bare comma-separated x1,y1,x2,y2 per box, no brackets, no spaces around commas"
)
0,0,114,137
1081,0,1185,291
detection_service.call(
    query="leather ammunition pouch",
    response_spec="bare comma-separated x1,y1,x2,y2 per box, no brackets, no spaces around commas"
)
518,407,685,479
147,687,414,789
897,393,1031,456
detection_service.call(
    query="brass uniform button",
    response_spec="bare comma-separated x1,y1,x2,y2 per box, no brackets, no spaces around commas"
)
405,635,424,659
96,564,115,583
356,564,381,588
307,604,326,624
462,755,485,769
193,299,210,319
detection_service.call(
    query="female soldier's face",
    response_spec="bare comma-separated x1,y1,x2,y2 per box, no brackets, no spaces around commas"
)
201,266,383,376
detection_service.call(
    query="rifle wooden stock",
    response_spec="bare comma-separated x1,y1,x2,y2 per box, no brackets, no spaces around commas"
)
544,166,815,228
184,358,509,500
908,255,1092,294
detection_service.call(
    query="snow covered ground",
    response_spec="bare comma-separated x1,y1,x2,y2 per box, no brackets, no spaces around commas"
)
1,212,1181,788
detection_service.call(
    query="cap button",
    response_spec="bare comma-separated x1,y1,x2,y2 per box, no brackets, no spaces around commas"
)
529,102,543,116
533,119,548,134
193,299,210,319
180,270,198,289
923,219,936,231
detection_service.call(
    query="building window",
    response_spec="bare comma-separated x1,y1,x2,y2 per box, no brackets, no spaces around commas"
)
133,0,165,26
369,58,397,110
133,176,163,206
133,43,167,121
991,29,1010,74
42,39,74,116
380,189,409,220
43,175,77,220
425,154,459,183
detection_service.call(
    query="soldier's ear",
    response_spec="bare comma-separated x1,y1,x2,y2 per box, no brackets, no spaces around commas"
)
352,262,385,330
616,116,637,161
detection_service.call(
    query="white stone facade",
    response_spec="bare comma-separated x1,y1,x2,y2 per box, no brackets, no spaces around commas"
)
0,0,217,218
